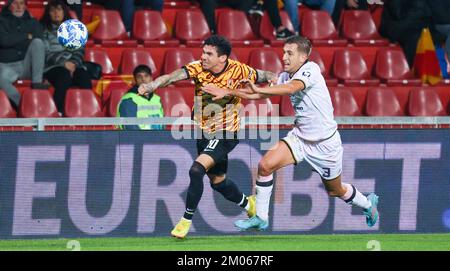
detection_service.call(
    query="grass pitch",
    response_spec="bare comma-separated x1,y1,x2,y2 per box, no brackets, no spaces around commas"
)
0,233,449,251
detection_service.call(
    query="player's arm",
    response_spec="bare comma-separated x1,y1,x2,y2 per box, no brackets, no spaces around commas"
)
202,83,271,101
138,69,188,95
250,79,305,96
256,69,277,84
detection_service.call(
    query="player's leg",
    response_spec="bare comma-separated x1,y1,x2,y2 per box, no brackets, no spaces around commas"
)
207,158,255,217
311,132,379,227
235,139,297,231
322,175,379,227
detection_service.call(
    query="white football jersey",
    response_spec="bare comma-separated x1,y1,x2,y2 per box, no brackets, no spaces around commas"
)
277,60,337,142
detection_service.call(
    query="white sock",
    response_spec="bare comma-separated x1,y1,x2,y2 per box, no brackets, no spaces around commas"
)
238,194,250,211
255,174,274,222
340,183,371,210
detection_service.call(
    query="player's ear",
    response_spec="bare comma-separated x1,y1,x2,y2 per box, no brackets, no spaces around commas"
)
219,54,228,63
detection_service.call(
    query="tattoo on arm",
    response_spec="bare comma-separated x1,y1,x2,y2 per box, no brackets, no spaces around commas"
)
256,69,276,84
155,69,189,88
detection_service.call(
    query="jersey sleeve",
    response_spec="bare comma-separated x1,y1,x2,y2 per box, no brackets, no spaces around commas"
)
238,62,258,83
291,63,320,90
182,60,202,79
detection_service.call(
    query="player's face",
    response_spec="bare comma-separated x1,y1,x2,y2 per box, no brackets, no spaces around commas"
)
201,45,227,72
135,72,152,86
9,0,26,18
282,43,308,74
49,5,64,24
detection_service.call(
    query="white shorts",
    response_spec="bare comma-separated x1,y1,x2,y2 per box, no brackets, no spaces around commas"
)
282,129,343,180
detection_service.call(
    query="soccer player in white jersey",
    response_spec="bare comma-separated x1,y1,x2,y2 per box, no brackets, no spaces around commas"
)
202,35,379,231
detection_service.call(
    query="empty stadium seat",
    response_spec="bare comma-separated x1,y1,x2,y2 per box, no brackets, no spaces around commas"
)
332,49,380,86
175,9,211,47
241,98,279,117
91,10,137,47
374,48,422,86
64,89,104,117
19,89,60,118
119,49,158,76
408,88,446,116
340,10,389,46
217,10,264,47
85,48,115,75
248,48,283,75
309,50,338,86
365,87,404,116
133,10,180,47
329,88,361,116
163,49,195,86
301,11,347,46
0,90,17,118
259,11,296,47
158,88,192,116
107,88,129,117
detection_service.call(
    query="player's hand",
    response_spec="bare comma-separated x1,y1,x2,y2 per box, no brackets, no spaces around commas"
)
138,82,156,96
239,79,259,94
64,61,76,75
202,84,228,101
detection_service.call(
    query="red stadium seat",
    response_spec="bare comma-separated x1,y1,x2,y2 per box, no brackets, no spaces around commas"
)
408,88,446,116
19,89,60,118
175,9,211,47
85,48,115,75
91,10,134,46
119,49,158,76
329,87,362,116
332,49,380,86
248,48,283,75
309,50,338,86
241,98,279,117
340,10,389,46
301,11,347,46
158,88,192,116
107,88,129,117
374,48,422,86
0,90,17,118
217,9,264,47
163,49,195,86
133,10,180,47
259,11,296,47
365,87,404,116
64,89,104,117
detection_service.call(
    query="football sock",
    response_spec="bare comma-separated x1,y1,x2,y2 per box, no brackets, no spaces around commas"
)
256,174,274,221
183,161,206,220
211,178,248,208
340,183,371,210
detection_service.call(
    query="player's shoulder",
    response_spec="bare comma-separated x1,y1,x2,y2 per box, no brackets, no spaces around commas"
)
301,60,321,72
186,60,202,67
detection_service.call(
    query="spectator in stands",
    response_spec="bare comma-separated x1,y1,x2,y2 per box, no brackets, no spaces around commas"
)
428,0,450,74
40,0,92,114
90,0,163,33
65,0,83,20
117,65,164,130
331,0,369,25
248,0,295,39
0,0,48,108
281,0,337,34
379,0,445,67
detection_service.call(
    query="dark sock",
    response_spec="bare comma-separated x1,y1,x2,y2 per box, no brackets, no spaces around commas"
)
211,178,247,207
183,161,206,220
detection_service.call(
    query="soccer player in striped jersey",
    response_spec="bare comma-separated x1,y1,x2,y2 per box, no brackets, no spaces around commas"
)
203,35,379,231
138,35,277,238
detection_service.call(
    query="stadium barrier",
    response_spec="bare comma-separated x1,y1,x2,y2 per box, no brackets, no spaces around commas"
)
0,117,450,238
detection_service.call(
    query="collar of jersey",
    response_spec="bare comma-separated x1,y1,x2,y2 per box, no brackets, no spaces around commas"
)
208,59,229,77
289,59,309,79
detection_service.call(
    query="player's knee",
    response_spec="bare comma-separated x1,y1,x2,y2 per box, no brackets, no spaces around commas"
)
258,159,274,176
189,161,206,180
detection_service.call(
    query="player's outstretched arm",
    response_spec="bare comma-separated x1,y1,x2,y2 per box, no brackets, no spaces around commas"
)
138,69,188,96
252,80,305,96
256,69,277,85
202,83,270,101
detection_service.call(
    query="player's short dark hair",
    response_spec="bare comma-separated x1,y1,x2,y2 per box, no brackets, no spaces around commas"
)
133,65,152,77
285,35,312,56
204,35,232,57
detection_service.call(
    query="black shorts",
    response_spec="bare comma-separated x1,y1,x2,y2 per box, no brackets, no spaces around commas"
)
196,133,239,176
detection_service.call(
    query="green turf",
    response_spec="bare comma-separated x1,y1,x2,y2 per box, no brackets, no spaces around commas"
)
0,233,449,251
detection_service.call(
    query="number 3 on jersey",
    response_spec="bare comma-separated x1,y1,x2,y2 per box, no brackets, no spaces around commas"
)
206,139,219,150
